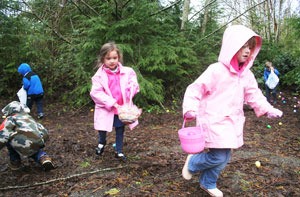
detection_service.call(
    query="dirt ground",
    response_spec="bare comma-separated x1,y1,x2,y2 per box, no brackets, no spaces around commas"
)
0,90,299,197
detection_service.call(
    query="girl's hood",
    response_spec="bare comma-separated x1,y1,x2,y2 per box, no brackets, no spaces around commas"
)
218,25,262,72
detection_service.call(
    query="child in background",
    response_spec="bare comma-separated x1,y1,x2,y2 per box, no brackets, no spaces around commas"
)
182,25,283,197
18,63,44,119
90,42,140,162
264,61,280,104
0,101,54,171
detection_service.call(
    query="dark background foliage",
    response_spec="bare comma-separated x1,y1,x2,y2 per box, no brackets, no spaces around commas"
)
1,0,300,109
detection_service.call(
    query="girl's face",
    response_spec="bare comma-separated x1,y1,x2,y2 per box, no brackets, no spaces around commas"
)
103,50,119,70
236,42,253,64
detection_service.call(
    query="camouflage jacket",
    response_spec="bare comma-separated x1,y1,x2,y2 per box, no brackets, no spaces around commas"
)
0,101,49,157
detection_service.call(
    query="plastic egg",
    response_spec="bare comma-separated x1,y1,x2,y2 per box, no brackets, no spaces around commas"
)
255,161,261,168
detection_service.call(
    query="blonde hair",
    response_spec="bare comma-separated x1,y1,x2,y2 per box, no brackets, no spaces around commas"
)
265,61,272,68
96,42,123,68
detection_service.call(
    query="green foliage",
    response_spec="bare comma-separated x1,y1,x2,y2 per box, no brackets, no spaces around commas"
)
1,0,300,108
0,1,28,96
281,57,300,88
280,16,300,55
252,62,265,88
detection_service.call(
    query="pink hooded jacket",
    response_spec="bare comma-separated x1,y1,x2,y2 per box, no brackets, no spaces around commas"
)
183,25,276,149
90,63,139,132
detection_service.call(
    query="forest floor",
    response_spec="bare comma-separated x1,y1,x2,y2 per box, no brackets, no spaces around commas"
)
0,90,299,197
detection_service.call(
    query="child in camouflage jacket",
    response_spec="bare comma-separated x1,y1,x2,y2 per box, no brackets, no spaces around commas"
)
0,101,54,171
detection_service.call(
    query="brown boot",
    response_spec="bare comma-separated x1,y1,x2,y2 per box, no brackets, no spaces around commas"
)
39,155,55,171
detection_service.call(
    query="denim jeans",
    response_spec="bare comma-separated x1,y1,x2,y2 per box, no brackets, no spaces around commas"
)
265,85,277,103
27,94,44,115
188,148,231,189
6,143,46,163
98,115,125,153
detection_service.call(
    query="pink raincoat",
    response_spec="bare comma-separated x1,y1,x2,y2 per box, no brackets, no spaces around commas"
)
90,63,139,132
183,25,276,149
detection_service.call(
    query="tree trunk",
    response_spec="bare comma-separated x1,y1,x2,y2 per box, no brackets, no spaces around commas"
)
275,0,284,42
181,0,190,30
201,0,211,35
265,0,272,42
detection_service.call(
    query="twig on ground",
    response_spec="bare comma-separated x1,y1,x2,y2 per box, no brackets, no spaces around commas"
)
0,166,126,191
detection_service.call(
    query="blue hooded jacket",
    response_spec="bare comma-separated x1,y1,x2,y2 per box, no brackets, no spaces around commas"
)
18,63,44,96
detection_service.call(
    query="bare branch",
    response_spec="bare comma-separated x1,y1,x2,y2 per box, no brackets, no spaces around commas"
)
149,0,181,17
188,0,217,22
199,0,267,42
70,0,92,18
79,0,100,16
21,0,71,44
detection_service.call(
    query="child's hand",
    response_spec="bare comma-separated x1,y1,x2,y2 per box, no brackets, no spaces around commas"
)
184,111,196,121
113,103,120,112
267,108,283,119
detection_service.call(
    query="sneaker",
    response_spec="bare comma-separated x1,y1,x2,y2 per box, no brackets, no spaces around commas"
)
95,144,105,156
182,154,193,180
115,152,127,162
200,185,223,197
37,113,44,119
39,155,55,171
9,160,22,171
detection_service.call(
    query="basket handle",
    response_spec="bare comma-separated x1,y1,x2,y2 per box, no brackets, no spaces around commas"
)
182,118,187,129
128,89,133,106
125,87,133,106
182,117,205,132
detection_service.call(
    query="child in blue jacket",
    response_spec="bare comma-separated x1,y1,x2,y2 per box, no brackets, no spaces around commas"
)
263,61,280,104
18,63,44,119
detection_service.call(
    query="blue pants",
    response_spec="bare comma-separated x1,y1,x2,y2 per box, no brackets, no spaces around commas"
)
6,143,47,163
27,94,44,115
265,85,277,103
188,148,231,189
98,115,125,153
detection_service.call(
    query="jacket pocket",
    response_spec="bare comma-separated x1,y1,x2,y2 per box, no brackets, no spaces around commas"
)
232,115,245,137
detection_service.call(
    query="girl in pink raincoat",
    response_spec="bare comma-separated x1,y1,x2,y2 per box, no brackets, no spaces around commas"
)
90,42,140,162
181,25,283,197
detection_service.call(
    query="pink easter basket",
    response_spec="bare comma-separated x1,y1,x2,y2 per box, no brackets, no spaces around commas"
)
178,119,206,154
